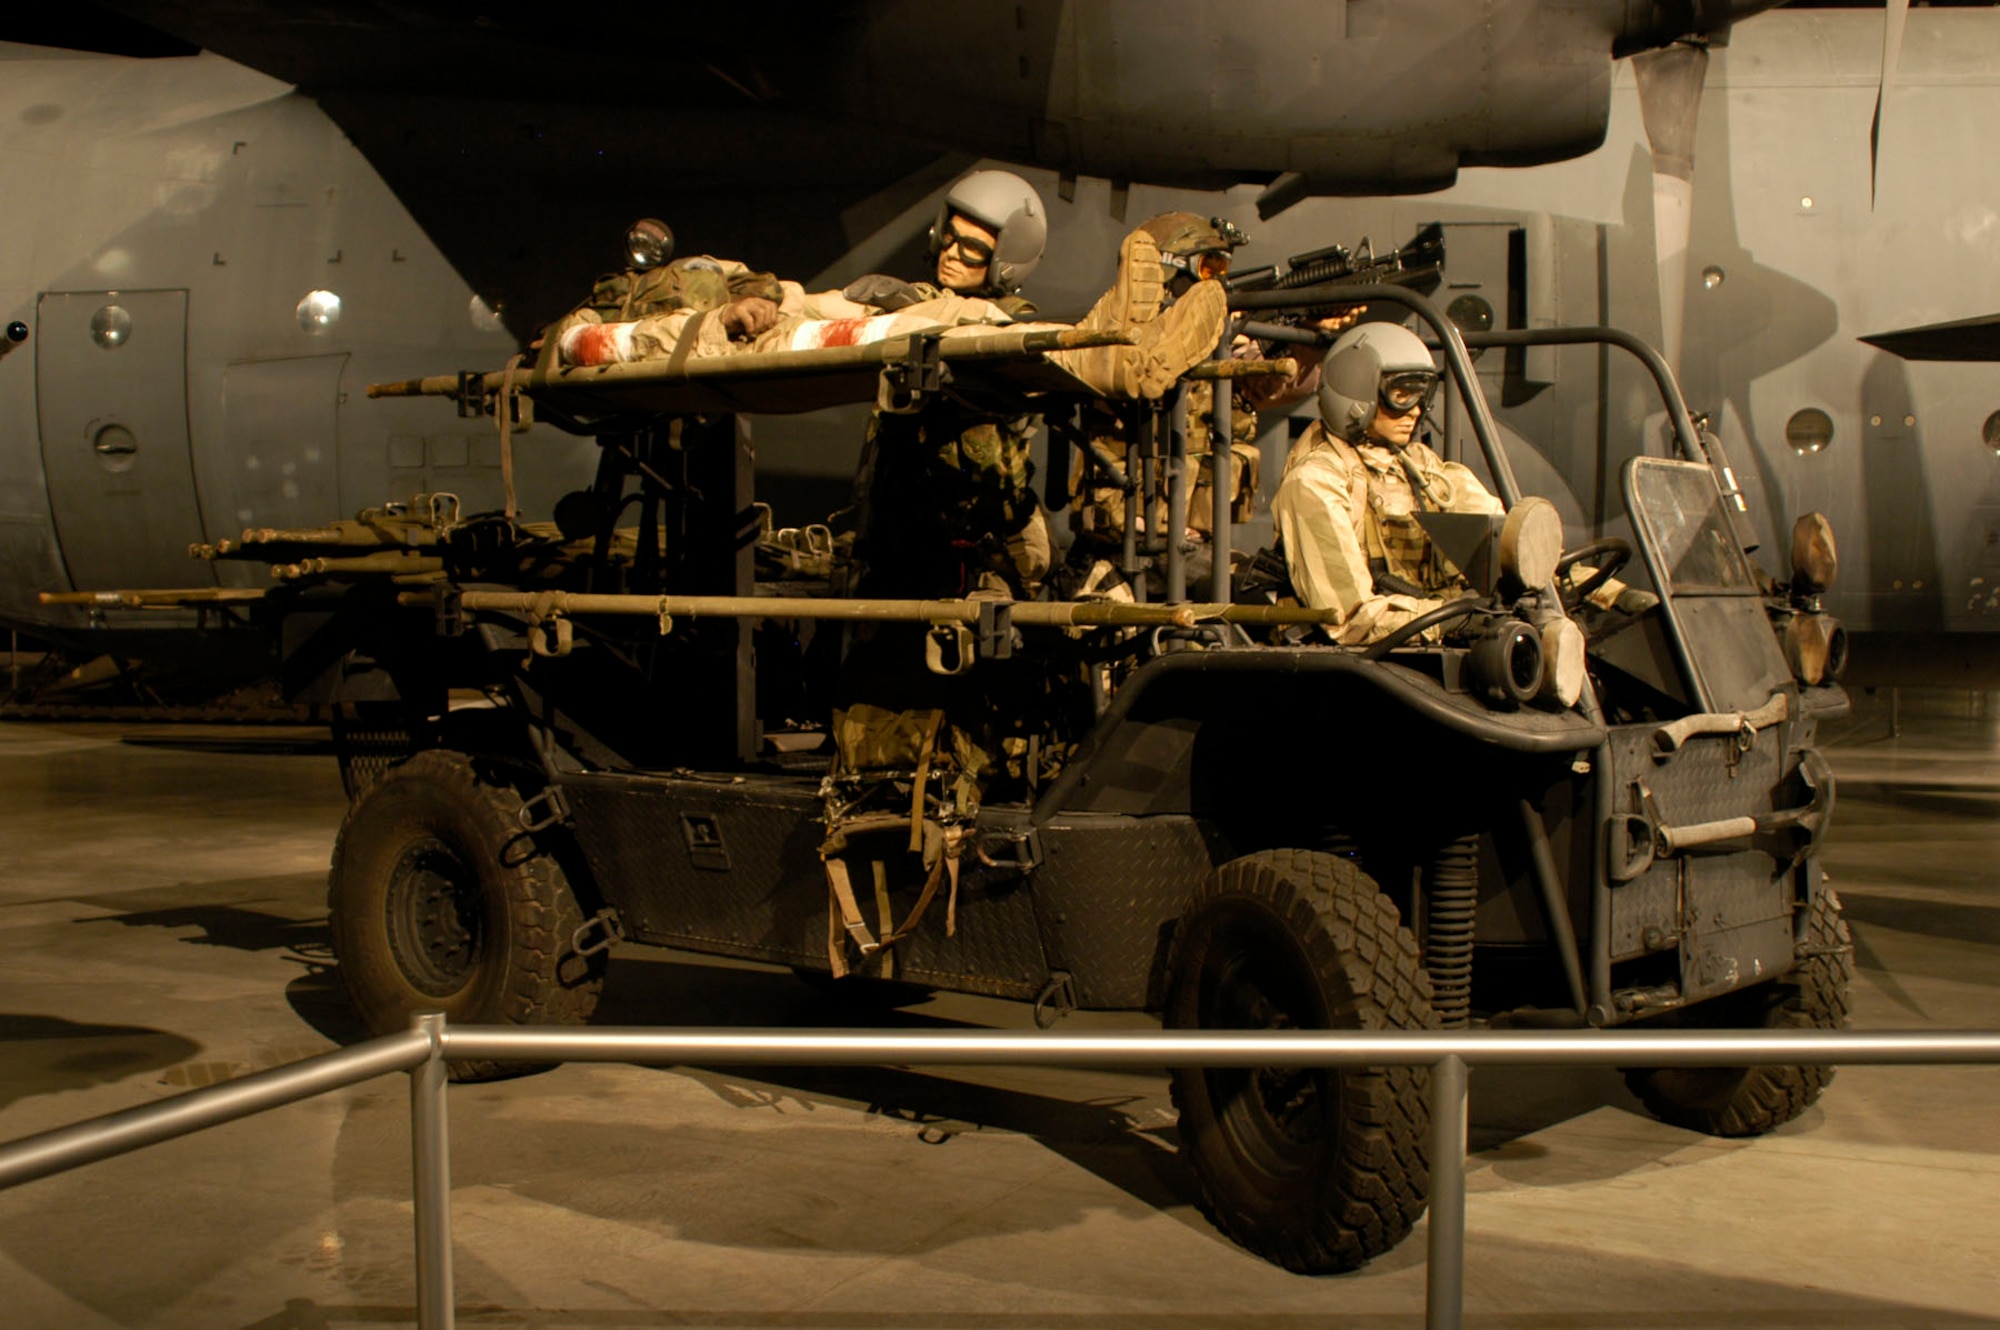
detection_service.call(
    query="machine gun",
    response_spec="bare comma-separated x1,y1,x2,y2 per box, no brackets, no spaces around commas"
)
1227,221,1446,346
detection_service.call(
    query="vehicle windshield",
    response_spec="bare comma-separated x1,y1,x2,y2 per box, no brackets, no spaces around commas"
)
1627,459,1757,594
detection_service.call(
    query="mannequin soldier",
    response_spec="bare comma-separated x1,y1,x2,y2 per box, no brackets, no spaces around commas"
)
1069,211,1360,579
1272,322,1502,645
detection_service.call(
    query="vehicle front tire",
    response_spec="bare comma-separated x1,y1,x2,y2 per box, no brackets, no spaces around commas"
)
1164,849,1438,1273
1623,886,1853,1136
327,749,604,1081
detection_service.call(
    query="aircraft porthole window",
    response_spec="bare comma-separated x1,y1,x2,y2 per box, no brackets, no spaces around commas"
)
1701,266,1725,290
91,423,138,473
89,305,132,350
1446,294,1494,338
297,290,342,333
1786,408,1834,456
1903,414,1916,428
1869,414,1883,427
469,294,506,334
1983,411,2000,454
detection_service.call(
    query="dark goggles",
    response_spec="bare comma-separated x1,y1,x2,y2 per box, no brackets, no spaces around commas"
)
1380,370,1439,415
939,227,995,266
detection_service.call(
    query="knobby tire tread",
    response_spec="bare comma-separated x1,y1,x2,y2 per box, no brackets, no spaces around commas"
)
1165,848,1438,1273
328,749,604,1081
1624,887,1854,1137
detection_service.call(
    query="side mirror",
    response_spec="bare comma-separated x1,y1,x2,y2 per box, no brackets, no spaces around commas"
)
625,218,674,272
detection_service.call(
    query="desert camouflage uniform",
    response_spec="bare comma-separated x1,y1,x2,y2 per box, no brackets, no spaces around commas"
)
853,394,1050,600
549,255,784,348
1071,333,1326,548
1272,420,1502,646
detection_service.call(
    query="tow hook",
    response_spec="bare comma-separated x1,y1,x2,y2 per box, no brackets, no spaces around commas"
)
517,784,572,832
1033,971,1078,1028
570,907,626,959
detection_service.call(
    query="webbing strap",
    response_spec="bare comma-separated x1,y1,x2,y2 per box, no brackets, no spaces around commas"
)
823,855,881,978
497,352,525,519
821,819,969,974
907,711,945,853
666,309,710,374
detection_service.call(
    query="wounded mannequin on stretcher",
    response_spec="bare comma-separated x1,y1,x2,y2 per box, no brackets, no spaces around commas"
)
543,237,1228,402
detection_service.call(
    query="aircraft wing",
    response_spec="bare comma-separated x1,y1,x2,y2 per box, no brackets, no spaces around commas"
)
1859,314,2000,363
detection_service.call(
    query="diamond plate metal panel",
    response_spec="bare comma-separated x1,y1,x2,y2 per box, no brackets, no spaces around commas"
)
894,866,1048,998
565,774,827,965
563,774,1049,994
1033,815,1218,1009
1607,723,1784,826
1610,871,1679,960
1605,718,1809,978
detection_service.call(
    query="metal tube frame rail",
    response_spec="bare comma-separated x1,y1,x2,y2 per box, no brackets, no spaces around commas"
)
3,1023,1996,1330
1456,325,1706,463
1228,282,1522,506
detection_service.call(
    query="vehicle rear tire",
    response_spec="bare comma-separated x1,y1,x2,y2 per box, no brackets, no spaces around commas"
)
1164,849,1438,1273
1623,886,1853,1137
328,749,604,1081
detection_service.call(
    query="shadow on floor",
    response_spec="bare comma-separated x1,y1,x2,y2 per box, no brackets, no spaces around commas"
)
0,1011,201,1111
87,902,331,953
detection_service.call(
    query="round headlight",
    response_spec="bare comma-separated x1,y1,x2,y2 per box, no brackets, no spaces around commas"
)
1789,512,1838,594
625,218,674,271
1499,496,1562,592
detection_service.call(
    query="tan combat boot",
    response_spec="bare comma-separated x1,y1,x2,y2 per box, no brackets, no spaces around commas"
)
1053,229,1167,396
1053,228,1228,399
1078,228,1165,333
1132,278,1227,398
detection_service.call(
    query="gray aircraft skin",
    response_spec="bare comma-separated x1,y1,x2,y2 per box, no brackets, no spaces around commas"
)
1,2,1989,684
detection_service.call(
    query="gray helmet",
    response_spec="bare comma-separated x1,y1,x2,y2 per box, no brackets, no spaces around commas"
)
1318,322,1439,442
929,169,1048,295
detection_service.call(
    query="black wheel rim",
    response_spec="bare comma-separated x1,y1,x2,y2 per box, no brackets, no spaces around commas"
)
385,836,487,998
1198,906,1336,1180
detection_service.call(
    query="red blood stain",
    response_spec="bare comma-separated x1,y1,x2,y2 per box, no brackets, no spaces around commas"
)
572,324,621,365
818,318,866,348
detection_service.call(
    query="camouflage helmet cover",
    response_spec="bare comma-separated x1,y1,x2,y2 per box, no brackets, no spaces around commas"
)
1137,211,1247,284
1137,210,1235,257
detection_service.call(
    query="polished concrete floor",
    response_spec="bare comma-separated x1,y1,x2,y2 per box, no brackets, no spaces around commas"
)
0,689,1996,1329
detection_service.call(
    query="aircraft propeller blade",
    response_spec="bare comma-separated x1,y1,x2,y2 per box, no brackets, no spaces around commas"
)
1871,0,1910,209
1633,39,1712,375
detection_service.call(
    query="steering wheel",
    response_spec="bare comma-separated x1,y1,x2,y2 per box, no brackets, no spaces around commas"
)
1554,537,1632,611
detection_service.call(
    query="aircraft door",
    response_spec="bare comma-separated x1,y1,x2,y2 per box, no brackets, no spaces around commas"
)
35,290,215,591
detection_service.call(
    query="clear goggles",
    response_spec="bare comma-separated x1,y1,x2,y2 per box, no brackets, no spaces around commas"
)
1380,370,1439,415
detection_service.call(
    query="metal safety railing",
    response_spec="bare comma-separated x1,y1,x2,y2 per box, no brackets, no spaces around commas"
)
2,1021,1997,1330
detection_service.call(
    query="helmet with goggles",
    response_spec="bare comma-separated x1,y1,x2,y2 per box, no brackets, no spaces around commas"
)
928,169,1048,295
1137,211,1248,285
1317,322,1440,442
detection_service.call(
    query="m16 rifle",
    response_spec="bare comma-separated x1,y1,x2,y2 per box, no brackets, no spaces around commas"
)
1227,221,1446,347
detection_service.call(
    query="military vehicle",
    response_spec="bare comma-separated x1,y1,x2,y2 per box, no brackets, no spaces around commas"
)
50,261,1846,1274
10,6,1997,699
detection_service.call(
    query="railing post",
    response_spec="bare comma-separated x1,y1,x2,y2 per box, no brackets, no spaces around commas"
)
410,1013,454,1330
1426,1053,1469,1330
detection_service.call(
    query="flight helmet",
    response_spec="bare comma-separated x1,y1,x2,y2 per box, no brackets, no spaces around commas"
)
1318,322,1441,442
1138,211,1248,286
929,169,1048,295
